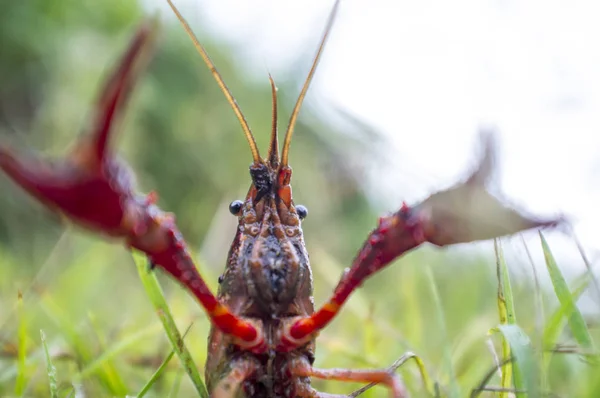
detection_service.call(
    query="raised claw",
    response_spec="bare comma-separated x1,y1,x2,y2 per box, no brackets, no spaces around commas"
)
0,20,157,237
286,128,564,348
0,20,264,350
411,129,563,246
0,146,137,235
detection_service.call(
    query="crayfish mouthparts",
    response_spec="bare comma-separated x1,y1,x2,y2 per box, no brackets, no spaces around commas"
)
249,162,274,204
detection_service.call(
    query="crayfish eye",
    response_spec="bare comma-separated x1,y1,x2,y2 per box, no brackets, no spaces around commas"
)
229,200,244,215
296,204,308,220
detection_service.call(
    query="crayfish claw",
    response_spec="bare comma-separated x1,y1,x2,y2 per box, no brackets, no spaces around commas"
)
87,19,159,162
0,21,159,238
0,146,79,206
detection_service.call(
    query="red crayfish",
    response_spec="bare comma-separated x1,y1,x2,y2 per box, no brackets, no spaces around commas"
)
0,1,561,397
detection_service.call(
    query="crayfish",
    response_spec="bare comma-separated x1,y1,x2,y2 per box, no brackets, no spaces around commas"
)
0,1,561,397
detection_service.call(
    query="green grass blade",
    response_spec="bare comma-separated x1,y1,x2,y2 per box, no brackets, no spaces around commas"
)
496,324,537,398
136,322,195,398
402,353,434,396
15,291,27,396
494,239,516,397
169,370,184,398
132,250,208,398
73,325,161,381
426,265,459,398
543,273,591,371
138,349,177,398
40,330,58,398
494,240,517,325
539,232,594,351
38,293,128,394
391,352,435,397
520,235,547,389
84,312,131,391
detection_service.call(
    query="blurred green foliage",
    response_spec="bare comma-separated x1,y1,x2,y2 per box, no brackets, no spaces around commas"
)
0,1,598,398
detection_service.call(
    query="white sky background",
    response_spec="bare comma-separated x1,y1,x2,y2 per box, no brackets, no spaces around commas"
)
149,0,600,289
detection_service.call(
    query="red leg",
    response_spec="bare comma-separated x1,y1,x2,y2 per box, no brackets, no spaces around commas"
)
278,209,424,349
0,21,264,352
290,358,408,398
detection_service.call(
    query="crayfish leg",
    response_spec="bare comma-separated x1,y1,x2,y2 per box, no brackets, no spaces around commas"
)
293,383,347,398
290,359,408,398
211,359,257,398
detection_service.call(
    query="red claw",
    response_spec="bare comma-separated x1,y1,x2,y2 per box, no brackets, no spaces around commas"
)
0,21,263,349
0,21,158,237
0,147,134,234
283,129,564,350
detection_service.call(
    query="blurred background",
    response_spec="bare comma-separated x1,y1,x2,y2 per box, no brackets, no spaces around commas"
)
0,0,599,397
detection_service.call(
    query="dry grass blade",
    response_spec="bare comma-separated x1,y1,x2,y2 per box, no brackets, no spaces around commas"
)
470,357,513,398
347,351,434,397
569,227,600,307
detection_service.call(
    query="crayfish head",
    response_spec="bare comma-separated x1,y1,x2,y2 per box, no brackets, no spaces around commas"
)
214,0,340,315
220,161,312,316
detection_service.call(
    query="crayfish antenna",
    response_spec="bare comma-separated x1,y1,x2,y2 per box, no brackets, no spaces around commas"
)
280,0,340,168
267,74,279,168
165,0,262,165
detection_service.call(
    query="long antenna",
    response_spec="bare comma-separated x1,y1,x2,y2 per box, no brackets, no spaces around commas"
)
267,74,279,167
166,0,262,164
280,0,340,167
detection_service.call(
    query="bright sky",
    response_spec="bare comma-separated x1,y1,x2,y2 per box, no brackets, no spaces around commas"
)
150,0,600,286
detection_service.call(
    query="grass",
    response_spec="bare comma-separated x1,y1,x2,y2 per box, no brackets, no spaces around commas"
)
0,230,599,397
40,330,57,398
132,250,207,397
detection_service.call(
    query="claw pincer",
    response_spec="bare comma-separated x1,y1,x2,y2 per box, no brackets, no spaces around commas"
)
0,20,263,353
